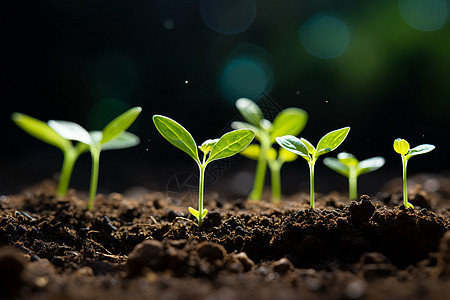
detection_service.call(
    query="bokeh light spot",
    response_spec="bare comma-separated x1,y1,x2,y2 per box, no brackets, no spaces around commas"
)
222,59,267,99
88,98,129,130
200,0,256,34
300,14,350,59
220,43,273,102
163,19,174,29
399,0,447,31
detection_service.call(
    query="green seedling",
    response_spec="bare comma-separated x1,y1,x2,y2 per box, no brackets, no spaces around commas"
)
49,107,142,210
232,98,307,201
153,115,255,228
276,127,350,208
240,145,297,203
323,152,385,201
11,113,89,196
393,138,435,209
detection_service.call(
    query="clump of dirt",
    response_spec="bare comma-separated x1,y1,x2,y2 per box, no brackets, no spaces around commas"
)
0,179,449,300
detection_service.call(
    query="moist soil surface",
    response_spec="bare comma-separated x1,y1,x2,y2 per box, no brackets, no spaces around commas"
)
1,180,450,300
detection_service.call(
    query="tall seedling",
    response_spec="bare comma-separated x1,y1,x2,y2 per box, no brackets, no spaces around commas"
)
49,107,142,210
153,115,255,228
393,138,435,209
232,98,307,201
276,127,350,208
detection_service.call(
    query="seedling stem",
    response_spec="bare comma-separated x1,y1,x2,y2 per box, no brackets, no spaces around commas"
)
309,160,316,208
88,147,101,210
402,155,408,208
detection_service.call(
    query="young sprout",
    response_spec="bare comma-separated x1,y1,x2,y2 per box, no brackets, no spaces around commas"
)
49,107,142,210
153,115,255,228
232,98,307,201
240,145,297,203
323,152,385,201
276,127,350,208
11,113,89,196
393,138,435,209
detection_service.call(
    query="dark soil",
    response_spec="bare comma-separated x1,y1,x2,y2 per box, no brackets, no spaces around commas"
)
1,179,450,300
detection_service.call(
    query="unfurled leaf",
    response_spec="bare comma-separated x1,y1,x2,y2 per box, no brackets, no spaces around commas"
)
393,138,410,155
201,209,208,219
323,157,350,177
270,108,308,142
48,120,92,145
101,107,142,145
406,144,435,159
207,129,255,163
357,157,385,176
12,113,71,151
236,98,263,126
275,135,309,160
153,115,199,163
316,127,350,155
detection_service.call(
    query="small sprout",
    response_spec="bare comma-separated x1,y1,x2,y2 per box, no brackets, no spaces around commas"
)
393,138,435,209
240,145,297,203
276,127,350,208
232,98,308,201
49,107,142,210
323,152,385,201
11,113,89,196
153,115,255,228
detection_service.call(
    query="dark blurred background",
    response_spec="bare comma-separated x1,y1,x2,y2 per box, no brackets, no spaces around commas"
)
1,0,449,198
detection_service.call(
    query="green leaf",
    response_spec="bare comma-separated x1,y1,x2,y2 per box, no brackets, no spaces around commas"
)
337,152,358,166
270,108,308,142
101,131,140,151
323,157,350,177
316,127,350,156
201,209,208,219
153,115,199,163
101,107,142,145
357,157,385,176
275,135,309,160
48,120,92,145
236,98,263,126
12,113,71,151
278,148,298,162
406,144,435,159
393,138,410,155
199,139,219,155
188,207,199,219
207,129,255,163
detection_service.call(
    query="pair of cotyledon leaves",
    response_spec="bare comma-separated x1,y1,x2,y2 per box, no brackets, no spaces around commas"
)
323,152,385,178
47,107,142,152
275,127,351,163
393,138,435,159
153,115,255,167
231,98,308,143
12,107,141,153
